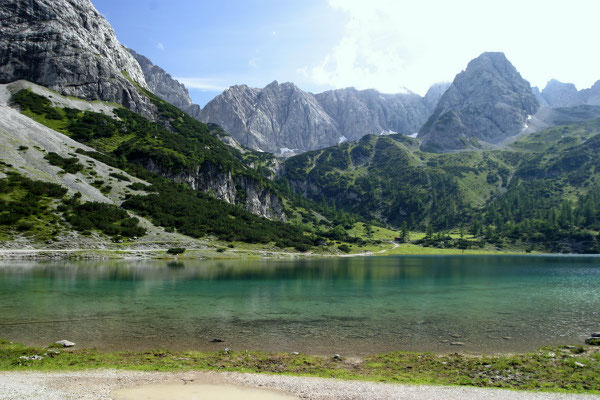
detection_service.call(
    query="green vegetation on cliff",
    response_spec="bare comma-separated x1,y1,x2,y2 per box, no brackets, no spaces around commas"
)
283,120,600,253
0,171,145,241
12,89,324,250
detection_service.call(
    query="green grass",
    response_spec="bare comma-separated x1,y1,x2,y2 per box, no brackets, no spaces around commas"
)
2,340,599,393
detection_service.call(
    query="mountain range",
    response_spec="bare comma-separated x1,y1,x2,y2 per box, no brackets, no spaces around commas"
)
130,46,600,155
534,79,600,108
1,0,600,254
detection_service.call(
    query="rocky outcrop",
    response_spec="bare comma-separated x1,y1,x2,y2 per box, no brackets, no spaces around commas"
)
541,79,581,108
535,79,600,108
531,87,550,107
0,0,155,118
418,52,539,152
199,81,443,155
423,82,451,109
581,81,600,106
141,160,285,220
199,81,340,154
127,49,202,117
314,87,434,140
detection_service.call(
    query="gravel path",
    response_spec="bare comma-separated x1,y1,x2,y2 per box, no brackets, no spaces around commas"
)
1,370,599,400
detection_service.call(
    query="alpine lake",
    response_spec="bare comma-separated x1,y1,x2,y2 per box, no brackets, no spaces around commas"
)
1,255,599,356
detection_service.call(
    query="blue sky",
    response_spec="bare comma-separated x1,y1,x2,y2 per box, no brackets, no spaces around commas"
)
92,0,600,107
93,0,345,105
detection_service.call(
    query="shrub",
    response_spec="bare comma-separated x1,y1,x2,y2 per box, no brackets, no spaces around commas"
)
167,248,186,255
338,243,351,253
109,172,131,182
44,152,83,174
16,221,34,232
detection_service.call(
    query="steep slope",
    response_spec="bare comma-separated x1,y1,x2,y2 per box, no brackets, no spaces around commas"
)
314,88,434,140
282,116,600,252
535,79,600,108
423,82,452,109
9,80,286,220
0,0,155,118
540,79,582,108
199,81,445,155
0,81,191,247
3,81,325,251
199,81,340,154
581,81,600,105
282,134,509,229
128,49,201,118
418,52,539,152
127,48,447,155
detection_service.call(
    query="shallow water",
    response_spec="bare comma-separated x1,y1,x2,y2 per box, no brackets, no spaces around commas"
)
0,255,599,355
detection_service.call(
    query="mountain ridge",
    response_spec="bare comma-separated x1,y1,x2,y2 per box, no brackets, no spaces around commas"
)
198,80,447,155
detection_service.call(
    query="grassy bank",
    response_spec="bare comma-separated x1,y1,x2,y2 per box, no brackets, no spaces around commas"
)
1,340,598,393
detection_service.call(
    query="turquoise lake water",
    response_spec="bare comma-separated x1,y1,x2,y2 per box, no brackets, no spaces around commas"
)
0,255,599,355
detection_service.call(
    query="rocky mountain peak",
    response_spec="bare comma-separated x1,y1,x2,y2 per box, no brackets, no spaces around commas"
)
541,79,581,107
418,52,539,152
0,0,155,118
535,79,600,108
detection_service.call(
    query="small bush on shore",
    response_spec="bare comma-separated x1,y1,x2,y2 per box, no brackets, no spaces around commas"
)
167,248,186,255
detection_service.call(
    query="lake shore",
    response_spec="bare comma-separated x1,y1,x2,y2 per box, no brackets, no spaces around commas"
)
2,340,599,395
2,369,599,400
0,244,538,260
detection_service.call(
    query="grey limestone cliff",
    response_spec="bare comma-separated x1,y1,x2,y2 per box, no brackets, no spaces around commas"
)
418,52,539,152
535,79,600,108
199,81,445,155
140,159,285,220
314,87,436,140
540,79,581,108
0,0,155,118
199,81,340,154
128,49,201,118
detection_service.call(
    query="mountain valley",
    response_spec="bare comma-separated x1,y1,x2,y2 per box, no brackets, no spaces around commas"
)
0,0,599,256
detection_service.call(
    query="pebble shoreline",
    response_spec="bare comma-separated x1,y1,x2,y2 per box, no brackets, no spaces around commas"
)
1,370,599,400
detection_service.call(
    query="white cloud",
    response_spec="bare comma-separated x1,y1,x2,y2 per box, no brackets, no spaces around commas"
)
155,42,165,51
304,0,600,94
174,77,228,92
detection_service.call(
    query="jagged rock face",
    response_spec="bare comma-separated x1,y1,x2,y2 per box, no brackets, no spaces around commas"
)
141,160,285,220
199,81,340,154
531,87,550,107
534,79,600,108
418,52,539,152
0,0,155,118
582,81,600,106
314,88,434,140
423,82,451,109
541,79,582,107
200,81,444,155
128,48,202,117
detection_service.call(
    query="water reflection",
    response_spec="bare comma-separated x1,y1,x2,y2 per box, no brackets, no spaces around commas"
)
0,255,599,355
